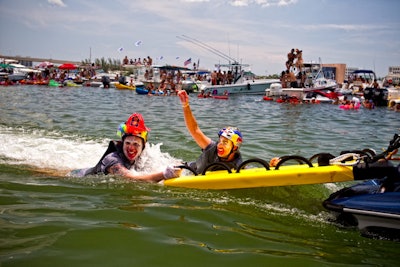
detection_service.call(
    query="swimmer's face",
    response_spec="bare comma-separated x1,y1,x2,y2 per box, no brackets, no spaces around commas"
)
123,135,143,163
217,136,235,158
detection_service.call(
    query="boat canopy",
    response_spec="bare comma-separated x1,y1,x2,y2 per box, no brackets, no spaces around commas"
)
352,70,376,74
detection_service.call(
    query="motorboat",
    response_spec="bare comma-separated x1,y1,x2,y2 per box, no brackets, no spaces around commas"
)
337,69,389,106
265,59,339,100
303,91,336,103
263,83,338,103
363,86,388,106
340,69,377,96
196,62,279,96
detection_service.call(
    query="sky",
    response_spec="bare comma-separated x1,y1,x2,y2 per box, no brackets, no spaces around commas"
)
0,0,399,77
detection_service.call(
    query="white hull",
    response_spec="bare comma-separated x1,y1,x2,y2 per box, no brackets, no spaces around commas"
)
200,79,280,96
265,83,338,100
344,208,400,231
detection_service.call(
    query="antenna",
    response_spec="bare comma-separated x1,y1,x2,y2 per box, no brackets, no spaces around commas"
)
177,35,238,64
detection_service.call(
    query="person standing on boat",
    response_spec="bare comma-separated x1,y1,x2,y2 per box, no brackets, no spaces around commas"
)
69,113,181,182
294,49,303,72
177,90,243,174
286,48,296,70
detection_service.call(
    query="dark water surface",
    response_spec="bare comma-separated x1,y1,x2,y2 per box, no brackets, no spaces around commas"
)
1,85,399,266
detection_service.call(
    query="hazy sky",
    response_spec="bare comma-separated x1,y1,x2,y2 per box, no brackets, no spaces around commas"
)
1,0,399,77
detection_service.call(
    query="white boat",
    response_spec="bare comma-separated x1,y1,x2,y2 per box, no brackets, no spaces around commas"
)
8,64,41,81
196,63,280,96
175,35,280,95
263,84,336,103
337,69,377,96
263,83,305,99
265,59,338,100
302,91,335,103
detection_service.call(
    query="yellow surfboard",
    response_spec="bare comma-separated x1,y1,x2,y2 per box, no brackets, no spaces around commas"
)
164,164,355,190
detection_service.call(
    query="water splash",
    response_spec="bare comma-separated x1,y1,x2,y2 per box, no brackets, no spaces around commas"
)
0,125,181,175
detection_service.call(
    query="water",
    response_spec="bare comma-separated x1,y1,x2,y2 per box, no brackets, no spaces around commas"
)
1,85,399,266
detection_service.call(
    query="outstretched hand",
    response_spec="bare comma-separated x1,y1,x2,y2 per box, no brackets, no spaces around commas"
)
178,90,189,106
163,165,182,179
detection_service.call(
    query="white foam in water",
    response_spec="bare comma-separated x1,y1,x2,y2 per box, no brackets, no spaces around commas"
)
0,125,181,174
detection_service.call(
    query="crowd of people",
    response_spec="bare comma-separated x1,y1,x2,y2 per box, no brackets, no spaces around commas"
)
280,48,306,88
122,55,153,67
279,69,307,88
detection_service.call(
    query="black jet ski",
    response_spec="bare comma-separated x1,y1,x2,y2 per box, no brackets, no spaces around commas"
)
323,176,400,227
323,134,400,240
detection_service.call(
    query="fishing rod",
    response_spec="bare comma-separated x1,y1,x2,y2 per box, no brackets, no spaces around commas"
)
177,35,238,64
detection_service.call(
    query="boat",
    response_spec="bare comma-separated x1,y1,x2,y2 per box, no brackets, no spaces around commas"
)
115,82,136,90
338,69,389,106
135,87,163,95
164,133,400,190
139,65,192,92
212,95,229,100
262,86,336,104
323,175,400,239
176,35,279,96
363,86,389,107
136,87,150,95
265,60,339,101
196,62,280,96
198,90,229,99
386,83,400,107
339,70,377,96
302,91,336,104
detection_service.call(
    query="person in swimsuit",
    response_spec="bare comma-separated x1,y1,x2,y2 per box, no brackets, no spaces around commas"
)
177,90,243,174
69,113,181,182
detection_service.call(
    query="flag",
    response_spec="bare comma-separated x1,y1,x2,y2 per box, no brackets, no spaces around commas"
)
184,58,191,66
134,40,142,46
118,47,124,52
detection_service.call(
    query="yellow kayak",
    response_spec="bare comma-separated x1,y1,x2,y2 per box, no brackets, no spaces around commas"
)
164,163,354,190
115,83,136,90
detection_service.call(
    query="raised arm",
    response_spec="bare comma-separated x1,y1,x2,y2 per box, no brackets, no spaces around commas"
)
177,90,212,149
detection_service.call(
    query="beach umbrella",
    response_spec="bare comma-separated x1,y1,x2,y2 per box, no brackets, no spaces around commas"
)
59,63,77,70
0,63,13,68
37,61,54,68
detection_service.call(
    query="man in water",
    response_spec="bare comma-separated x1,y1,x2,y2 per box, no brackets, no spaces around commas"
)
177,90,243,174
69,113,181,182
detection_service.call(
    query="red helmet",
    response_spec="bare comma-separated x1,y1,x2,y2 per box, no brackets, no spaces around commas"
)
117,113,150,142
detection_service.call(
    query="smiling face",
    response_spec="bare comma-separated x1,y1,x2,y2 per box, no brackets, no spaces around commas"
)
217,136,235,159
122,135,144,163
